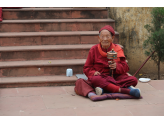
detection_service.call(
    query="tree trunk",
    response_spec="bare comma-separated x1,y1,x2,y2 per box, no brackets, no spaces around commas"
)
158,57,160,80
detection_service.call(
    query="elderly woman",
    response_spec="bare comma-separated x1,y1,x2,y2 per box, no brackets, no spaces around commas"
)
75,25,141,99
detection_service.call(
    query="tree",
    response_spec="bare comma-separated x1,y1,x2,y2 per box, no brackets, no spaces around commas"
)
143,7,164,80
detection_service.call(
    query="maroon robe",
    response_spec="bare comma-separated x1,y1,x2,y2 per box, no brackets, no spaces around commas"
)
84,43,129,79
84,43,137,88
74,43,138,97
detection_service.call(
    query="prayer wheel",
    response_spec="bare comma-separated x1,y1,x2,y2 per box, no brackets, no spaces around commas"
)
107,49,117,59
107,49,117,77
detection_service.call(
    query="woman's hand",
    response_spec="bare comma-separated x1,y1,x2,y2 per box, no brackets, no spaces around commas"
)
108,61,117,69
94,71,101,76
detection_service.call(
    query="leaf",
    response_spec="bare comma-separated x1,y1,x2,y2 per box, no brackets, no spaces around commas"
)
143,7,164,79
145,50,150,56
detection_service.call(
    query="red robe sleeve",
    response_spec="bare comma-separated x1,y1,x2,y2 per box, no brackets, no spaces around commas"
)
83,48,96,78
114,57,129,74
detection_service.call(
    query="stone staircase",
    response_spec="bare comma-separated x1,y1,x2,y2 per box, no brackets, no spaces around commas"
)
0,7,119,88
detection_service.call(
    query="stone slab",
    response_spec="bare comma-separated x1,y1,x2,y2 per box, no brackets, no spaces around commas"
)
0,75,77,88
148,80,164,90
0,96,45,111
3,8,108,20
0,20,115,32
1,80,164,116
0,31,119,46
0,59,86,68
125,103,164,116
135,81,156,92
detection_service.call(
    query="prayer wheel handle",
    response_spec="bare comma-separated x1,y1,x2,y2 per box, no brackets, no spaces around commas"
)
107,49,117,77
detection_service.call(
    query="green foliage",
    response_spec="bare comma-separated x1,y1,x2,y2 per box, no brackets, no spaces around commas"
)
143,7,164,64
143,7,164,79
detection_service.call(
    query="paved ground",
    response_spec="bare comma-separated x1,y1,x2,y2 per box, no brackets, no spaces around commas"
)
0,80,164,116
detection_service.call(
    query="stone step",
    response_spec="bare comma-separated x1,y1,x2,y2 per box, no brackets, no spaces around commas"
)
2,8,108,20
0,19,115,32
0,59,86,77
0,75,78,88
0,44,94,61
0,31,119,46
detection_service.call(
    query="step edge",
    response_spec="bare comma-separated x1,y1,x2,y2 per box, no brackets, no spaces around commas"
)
1,19,115,23
0,59,86,68
0,44,95,52
2,8,108,11
0,31,118,37
0,81,76,88
0,31,99,37
0,75,77,84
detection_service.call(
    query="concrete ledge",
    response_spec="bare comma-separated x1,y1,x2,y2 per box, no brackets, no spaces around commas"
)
0,31,119,46
0,59,86,68
0,44,95,52
0,19,115,32
0,31,119,37
0,75,77,88
1,19,115,23
2,8,107,11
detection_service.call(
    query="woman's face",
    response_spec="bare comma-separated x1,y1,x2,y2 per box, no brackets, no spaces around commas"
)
98,30,115,49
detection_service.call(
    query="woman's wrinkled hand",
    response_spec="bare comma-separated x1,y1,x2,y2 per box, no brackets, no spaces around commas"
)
94,71,101,76
108,61,117,69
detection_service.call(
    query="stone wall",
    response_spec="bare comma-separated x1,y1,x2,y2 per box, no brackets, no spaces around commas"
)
108,7,164,79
